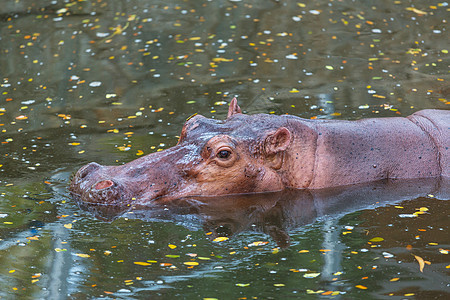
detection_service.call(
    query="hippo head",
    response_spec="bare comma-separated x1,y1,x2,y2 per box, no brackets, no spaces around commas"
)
69,99,316,205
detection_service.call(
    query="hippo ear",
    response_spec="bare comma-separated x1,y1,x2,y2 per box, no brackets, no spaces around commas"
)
227,97,242,118
264,127,292,156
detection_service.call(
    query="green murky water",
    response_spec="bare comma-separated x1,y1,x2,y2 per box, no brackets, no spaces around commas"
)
1,0,449,298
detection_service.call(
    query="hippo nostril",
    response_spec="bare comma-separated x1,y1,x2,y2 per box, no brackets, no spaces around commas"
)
94,180,115,190
78,162,101,179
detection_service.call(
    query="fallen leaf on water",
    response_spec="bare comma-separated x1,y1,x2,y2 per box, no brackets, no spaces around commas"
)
184,262,199,266
390,278,399,282
235,283,250,287
369,237,384,242
64,223,72,229
355,285,367,290
413,254,425,272
213,237,229,242
303,273,320,278
134,262,151,266
75,253,90,258
406,7,428,15
306,289,325,294
160,263,173,267
248,241,268,247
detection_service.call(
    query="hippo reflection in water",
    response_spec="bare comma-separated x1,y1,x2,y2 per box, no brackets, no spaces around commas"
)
76,178,450,248
70,98,449,205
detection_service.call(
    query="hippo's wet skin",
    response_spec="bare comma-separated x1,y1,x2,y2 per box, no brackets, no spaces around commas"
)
70,99,449,205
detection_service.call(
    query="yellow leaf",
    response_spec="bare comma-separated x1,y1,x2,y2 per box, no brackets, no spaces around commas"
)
369,237,384,242
213,237,229,242
64,223,73,229
413,254,425,272
212,58,233,62
306,289,325,294
298,250,309,253
168,244,177,249
355,285,367,290
134,262,151,266
303,273,321,278
406,7,428,15
184,262,199,266
390,278,399,282
235,283,250,287
75,253,90,258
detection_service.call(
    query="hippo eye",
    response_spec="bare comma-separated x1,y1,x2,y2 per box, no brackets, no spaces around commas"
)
217,149,231,159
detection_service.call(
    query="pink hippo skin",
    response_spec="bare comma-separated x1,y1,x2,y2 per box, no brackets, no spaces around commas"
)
69,98,449,205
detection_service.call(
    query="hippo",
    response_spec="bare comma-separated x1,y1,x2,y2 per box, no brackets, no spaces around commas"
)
69,98,449,205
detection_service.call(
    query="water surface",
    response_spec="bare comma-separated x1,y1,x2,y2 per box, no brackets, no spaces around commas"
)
0,0,449,298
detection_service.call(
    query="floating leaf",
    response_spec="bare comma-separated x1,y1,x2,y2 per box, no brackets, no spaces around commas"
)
75,253,90,258
198,257,211,260
213,237,229,242
248,241,268,247
306,289,325,294
413,255,425,272
355,285,367,290
235,283,250,287
160,263,173,267
303,273,320,278
184,262,199,266
64,223,73,229
134,262,151,266
168,244,177,249
406,7,428,15
390,278,400,282
369,237,384,242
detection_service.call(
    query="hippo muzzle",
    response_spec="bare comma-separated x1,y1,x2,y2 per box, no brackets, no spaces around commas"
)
70,145,192,205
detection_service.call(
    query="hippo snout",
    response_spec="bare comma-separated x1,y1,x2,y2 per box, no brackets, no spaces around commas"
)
70,163,128,205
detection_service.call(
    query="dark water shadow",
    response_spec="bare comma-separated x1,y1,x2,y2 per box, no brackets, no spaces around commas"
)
74,177,449,248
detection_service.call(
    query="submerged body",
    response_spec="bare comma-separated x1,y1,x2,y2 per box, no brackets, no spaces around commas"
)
70,99,449,205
